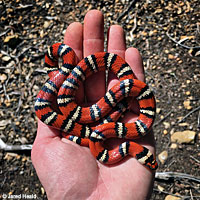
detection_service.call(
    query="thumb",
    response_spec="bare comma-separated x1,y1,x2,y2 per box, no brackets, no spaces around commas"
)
35,119,61,141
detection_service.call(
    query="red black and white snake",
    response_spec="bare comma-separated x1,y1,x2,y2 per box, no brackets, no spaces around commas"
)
35,43,158,170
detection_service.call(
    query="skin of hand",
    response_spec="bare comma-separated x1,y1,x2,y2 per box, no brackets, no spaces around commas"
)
31,10,156,200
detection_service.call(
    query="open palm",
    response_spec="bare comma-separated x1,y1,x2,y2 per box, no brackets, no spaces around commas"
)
31,10,156,200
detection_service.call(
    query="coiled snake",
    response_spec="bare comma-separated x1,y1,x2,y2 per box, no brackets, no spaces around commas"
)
35,43,158,170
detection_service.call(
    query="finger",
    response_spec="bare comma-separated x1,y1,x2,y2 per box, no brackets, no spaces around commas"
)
107,25,126,58
83,10,105,103
125,47,145,82
84,10,104,56
107,25,126,90
124,48,145,115
110,46,156,152
35,23,85,141
64,22,84,104
35,120,61,140
107,28,144,116
64,22,83,61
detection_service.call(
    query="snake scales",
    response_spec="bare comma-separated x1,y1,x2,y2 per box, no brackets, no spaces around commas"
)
35,43,158,170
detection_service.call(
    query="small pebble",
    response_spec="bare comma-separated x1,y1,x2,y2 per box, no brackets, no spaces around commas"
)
0,119,10,126
41,187,45,195
165,195,181,200
19,170,24,175
165,49,169,54
157,185,164,192
4,153,18,161
15,121,20,126
19,137,28,144
158,150,168,164
22,157,27,162
163,122,170,129
156,108,161,114
183,100,192,110
163,129,168,135
170,143,178,149
185,91,190,95
43,21,51,28
178,122,189,127
4,35,18,43
171,130,196,144
168,54,175,59
0,73,7,83
2,56,11,62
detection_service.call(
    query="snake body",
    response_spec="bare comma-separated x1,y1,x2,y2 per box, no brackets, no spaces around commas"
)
35,43,158,170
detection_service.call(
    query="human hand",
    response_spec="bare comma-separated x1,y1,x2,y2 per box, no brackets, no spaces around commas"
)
32,10,156,200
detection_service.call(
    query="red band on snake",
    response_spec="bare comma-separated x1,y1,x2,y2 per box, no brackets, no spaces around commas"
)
35,43,158,170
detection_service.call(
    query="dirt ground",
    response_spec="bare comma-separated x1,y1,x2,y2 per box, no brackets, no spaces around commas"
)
0,0,200,199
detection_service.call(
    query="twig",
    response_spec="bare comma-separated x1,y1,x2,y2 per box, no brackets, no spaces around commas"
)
45,16,58,20
0,66,14,69
5,67,15,86
130,12,138,37
145,70,155,81
0,29,10,37
117,0,138,22
34,68,47,74
197,110,200,129
17,44,32,57
155,171,200,183
153,110,172,127
1,50,17,59
197,23,200,34
153,188,200,200
16,4,33,9
166,32,200,49
190,155,200,164
0,138,32,151
3,84,10,101
16,95,22,113
1,175,7,188
190,189,194,200
55,0,63,6
178,105,200,123
1,40,44,59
